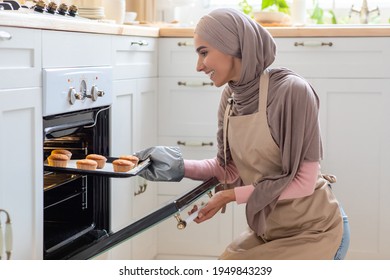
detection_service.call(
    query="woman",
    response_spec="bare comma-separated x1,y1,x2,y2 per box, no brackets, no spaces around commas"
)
136,8,349,260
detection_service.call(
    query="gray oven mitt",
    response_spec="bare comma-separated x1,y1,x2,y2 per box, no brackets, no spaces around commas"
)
134,146,185,182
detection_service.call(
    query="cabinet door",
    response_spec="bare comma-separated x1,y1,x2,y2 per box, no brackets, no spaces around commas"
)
272,37,390,79
158,77,220,137
0,88,43,260
109,79,137,259
42,30,111,68
156,195,233,259
0,27,41,89
310,78,390,259
130,78,158,259
155,136,233,259
159,38,202,77
109,78,158,259
112,35,157,80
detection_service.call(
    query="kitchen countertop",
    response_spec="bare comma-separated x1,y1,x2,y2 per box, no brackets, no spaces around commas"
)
0,10,159,37
158,25,390,38
1,10,390,37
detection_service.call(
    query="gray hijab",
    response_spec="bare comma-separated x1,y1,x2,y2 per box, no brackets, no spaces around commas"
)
195,8,322,236
195,8,276,115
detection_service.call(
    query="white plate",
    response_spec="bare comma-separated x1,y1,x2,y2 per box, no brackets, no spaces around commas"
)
254,11,289,23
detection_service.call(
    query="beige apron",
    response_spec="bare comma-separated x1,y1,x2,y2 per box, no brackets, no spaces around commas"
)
220,70,343,260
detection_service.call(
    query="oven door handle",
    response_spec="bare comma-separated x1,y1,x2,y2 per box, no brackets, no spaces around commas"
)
44,120,93,137
67,177,221,260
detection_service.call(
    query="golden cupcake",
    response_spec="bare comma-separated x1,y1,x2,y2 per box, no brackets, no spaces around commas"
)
47,154,69,168
112,159,135,172
119,155,139,166
51,149,72,160
76,159,98,170
86,154,107,169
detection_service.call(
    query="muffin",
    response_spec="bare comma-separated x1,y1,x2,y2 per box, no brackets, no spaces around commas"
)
119,155,139,166
86,154,107,169
112,159,135,172
76,159,98,170
51,149,72,160
47,154,69,168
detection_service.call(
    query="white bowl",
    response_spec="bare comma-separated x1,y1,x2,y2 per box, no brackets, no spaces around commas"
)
254,11,289,23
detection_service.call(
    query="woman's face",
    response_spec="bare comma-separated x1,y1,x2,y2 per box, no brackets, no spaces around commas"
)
194,34,241,87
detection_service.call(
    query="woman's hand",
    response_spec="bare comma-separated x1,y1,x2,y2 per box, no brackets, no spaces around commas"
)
190,189,236,223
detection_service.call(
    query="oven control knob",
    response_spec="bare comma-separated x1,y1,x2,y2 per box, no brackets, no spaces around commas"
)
90,85,105,101
68,87,77,105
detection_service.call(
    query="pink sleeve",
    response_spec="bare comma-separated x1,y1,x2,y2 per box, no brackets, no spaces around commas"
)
234,161,320,204
184,158,240,183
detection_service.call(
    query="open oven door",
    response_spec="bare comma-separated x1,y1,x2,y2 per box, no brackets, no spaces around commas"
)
66,177,221,260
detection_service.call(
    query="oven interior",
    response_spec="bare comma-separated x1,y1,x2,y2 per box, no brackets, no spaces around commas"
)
43,107,110,260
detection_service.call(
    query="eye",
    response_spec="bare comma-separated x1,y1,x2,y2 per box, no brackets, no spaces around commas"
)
197,49,207,57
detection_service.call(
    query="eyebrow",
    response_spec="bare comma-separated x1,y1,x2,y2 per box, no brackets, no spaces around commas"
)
196,46,207,53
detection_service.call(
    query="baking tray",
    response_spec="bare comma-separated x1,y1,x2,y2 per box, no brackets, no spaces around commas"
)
44,157,150,178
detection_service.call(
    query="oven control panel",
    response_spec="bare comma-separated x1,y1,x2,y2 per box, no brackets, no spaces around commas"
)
43,66,113,116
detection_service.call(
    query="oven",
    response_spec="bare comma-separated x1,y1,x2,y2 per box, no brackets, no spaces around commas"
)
42,66,112,259
42,66,221,260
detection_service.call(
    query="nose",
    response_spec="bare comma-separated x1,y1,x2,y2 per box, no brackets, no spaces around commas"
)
196,57,205,72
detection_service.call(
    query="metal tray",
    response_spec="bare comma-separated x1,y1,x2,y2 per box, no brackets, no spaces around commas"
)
44,157,150,178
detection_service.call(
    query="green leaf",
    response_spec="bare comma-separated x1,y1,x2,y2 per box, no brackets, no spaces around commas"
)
261,0,290,14
329,10,337,24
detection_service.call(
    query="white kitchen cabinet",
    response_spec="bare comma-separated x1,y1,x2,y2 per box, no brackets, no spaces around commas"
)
42,30,111,68
112,35,157,80
0,88,43,260
310,78,390,259
109,35,158,260
0,27,41,89
158,77,219,137
271,37,390,259
0,27,43,260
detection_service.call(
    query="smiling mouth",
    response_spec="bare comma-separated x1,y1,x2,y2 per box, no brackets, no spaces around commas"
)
207,70,215,79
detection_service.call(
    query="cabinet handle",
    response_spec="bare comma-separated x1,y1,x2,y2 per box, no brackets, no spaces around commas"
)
177,81,214,87
130,40,149,46
177,41,194,47
177,140,213,147
0,209,12,260
0,31,12,41
134,182,147,196
294,41,333,47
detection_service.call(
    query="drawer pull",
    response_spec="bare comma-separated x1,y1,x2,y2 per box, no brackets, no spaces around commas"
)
134,182,147,196
177,141,213,147
177,41,194,47
131,40,149,46
294,41,333,47
177,81,214,87
0,31,12,41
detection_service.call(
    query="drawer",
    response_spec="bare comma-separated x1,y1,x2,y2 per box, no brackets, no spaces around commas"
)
159,38,203,77
112,35,157,80
272,37,390,78
42,30,111,68
0,27,41,89
158,77,220,137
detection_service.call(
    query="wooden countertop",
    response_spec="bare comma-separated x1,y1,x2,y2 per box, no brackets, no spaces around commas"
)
159,25,390,38
1,10,390,38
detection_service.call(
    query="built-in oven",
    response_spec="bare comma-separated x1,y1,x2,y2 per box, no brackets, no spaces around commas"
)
42,66,112,259
42,66,221,260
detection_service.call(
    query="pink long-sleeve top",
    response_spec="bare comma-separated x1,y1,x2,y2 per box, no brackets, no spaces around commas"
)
184,158,319,204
